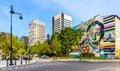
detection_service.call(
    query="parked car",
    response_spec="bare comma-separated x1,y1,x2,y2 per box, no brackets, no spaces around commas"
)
23,56,29,60
41,55,50,59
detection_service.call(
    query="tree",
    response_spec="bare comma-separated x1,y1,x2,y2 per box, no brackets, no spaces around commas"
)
30,41,52,56
2,34,10,56
30,44,38,54
17,41,26,55
58,27,81,56
2,34,26,57
42,42,52,55
0,34,5,58
0,34,4,47
51,33,62,56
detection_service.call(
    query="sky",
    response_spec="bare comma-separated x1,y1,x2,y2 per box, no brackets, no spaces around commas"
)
0,0,120,38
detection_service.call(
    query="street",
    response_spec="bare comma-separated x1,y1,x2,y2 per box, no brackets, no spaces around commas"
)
0,60,120,71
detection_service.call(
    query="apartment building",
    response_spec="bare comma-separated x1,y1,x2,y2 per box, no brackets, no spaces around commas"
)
29,19,45,45
52,13,72,33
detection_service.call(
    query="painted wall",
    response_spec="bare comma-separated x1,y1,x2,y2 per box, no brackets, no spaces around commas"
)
71,15,120,58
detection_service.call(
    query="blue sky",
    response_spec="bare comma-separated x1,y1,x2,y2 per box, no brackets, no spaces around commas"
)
0,0,120,37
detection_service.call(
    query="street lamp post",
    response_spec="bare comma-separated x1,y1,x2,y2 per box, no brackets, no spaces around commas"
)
9,5,23,65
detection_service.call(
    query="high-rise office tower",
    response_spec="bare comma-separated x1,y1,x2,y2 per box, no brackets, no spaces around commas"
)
52,13,72,33
29,19,45,45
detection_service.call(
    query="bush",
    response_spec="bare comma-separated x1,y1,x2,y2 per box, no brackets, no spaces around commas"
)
52,56,58,59
81,52,95,58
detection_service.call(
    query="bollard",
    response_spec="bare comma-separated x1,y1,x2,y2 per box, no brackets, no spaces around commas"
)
29,58,30,63
14,59,16,65
21,58,22,64
6,59,8,67
25,60,27,64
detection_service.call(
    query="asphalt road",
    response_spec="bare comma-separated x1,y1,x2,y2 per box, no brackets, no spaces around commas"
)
0,61,120,71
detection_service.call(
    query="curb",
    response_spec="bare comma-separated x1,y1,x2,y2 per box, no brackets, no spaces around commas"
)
52,59,120,62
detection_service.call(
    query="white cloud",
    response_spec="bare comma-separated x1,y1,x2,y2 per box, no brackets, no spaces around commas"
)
52,0,120,21
52,0,98,20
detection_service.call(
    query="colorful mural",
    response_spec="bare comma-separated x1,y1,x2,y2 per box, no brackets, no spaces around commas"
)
87,21,104,49
70,15,117,58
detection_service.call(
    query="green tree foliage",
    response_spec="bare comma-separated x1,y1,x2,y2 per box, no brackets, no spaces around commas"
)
0,34,4,48
0,34,5,55
31,41,52,55
42,42,52,55
29,27,82,57
51,33,62,56
58,27,81,56
3,34,11,55
30,44,38,54
17,41,26,55
0,34,26,57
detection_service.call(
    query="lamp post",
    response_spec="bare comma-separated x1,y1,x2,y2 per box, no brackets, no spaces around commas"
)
9,5,23,65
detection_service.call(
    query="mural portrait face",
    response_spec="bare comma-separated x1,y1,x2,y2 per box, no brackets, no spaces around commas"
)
87,21,104,49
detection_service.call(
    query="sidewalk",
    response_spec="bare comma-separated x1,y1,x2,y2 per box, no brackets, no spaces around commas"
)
0,59,34,68
0,60,6,68
0,58,53,68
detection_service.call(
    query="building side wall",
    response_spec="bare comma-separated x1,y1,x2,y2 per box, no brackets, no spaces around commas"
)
70,15,120,58
115,17,120,58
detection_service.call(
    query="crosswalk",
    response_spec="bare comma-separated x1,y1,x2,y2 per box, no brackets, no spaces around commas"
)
0,61,68,71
